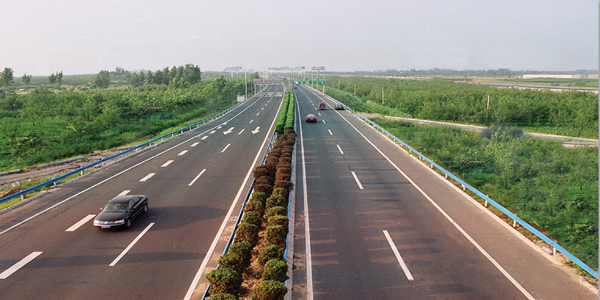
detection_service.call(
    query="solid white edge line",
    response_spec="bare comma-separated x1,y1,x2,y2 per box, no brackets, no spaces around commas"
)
0,251,43,279
0,94,263,237
109,222,154,266
351,171,364,190
183,87,285,300
333,108,536,300
221,144,231,153
188,169,207,186
383,230,414,281
139,173,155,182
119,190,131,196
66,214,96,232
161,160,174,167
298,93,314,300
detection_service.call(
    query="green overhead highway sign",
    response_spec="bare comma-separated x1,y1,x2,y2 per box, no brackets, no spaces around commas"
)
319,79,326,84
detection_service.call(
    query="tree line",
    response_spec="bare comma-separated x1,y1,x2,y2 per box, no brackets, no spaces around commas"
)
0,67,246,170
327,76,598,138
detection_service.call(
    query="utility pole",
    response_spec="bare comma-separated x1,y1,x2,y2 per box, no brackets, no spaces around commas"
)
244,70,248,98
382,87,384,104
486,95,490,122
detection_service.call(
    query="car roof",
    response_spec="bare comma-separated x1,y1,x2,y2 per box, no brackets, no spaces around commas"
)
108,195,145,203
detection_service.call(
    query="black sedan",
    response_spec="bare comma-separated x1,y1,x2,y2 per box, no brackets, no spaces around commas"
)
94,195,148,229
334,104,345,110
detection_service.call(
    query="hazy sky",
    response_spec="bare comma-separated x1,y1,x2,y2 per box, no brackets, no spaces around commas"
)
1,0,597,75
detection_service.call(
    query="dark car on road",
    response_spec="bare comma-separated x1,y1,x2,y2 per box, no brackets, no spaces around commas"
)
334,104,345,110
94,195,148,229
305,114,317,123
318,102,326,110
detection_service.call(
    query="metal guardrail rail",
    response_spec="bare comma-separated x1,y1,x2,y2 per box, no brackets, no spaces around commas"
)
0,97,251,206
355,112,599,279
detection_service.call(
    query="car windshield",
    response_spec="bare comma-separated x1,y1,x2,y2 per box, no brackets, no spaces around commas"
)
103,202,128,212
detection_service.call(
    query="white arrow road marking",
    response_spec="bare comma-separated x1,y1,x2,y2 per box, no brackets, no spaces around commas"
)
252,126,261,134
110,223,154,266
161,160,174,167
223,127,234,135
178,150,188,156
66,214,96,232
189,169,207,186
221,144,231,153
139,173,155,182
238,129,245,135
383,230,414,281
351,171,364,189
0,252,43,279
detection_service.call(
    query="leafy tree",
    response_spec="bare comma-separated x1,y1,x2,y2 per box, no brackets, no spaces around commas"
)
1,67,14,90
93,70,111,88
57,71,63,86
21,73,32,85
48,73,57,84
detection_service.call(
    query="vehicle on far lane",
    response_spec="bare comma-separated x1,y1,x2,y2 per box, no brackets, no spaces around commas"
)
94,195,148,229
334,104,345,110
305,114,317,123
318,102,326,110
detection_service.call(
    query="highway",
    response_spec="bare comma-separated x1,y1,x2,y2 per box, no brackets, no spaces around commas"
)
0,84,285,300
290,85,596,299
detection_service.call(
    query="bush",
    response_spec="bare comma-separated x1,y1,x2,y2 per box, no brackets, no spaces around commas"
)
244,199,265,217
256,176,274,186
266,194,286,210
258,244,284,269
253,165,270,178
264,225,287,248
275,167,291,177
229,241,253,269
234,223,259,245
274,180,293,192
272,187,288,199
209,293,238,300
206,268,242,295
278,157,292,166
263,259,289,282
275,173,291,181
267,215,289,232
218,252,245,275
243,211,262,227
251,280,287,300
250,192,267,204
254,183,274,196
266,206,287,219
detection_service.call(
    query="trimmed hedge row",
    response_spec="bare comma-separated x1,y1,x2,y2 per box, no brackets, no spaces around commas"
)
207,131,296,300
276,92,295,134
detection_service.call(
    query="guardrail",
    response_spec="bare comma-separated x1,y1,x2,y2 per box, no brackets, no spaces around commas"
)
355,113,599,279
0,96,254,206
201,131,278,299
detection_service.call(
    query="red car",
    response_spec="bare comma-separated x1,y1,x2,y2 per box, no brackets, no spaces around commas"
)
305,114,317,123
318,102,326,110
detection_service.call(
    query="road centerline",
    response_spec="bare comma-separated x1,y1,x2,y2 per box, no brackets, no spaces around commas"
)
383,230,414,281
351,171,364,189
336,144,344,155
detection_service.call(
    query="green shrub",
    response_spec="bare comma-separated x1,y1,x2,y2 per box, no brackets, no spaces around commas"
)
266,194,286,210
264,225,287,248
272,187,288,198
262,259,289,282
266,206,287,219
218,252,245,275
251,280,287,300
274,180,293,192
234,223,259,245
229,241,253,269
209,293,238,300
267,215,289,232
244,199,265,217
258,244,284,269
206,268,242,295
243,211,262,227
250,191,267,204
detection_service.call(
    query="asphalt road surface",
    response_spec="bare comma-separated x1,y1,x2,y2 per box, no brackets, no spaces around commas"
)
0,84,285,300
290,85,596,300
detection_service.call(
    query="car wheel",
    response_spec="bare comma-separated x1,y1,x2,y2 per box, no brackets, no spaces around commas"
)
143,204,148,213
126,219,132,228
